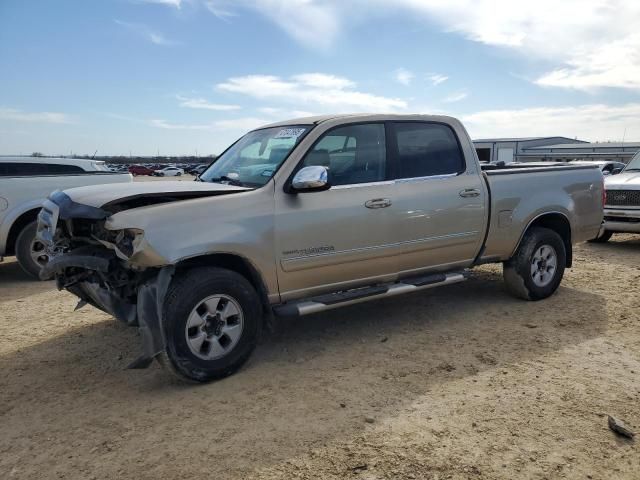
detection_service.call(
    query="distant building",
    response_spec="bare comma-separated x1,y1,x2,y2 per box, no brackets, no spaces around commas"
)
519,141,640,163
473,137,640,164
472,137,587,163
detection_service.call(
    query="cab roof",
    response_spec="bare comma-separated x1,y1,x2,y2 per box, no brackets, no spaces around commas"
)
260,113,458,129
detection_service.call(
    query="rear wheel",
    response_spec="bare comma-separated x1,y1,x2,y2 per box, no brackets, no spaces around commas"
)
15,221,53,280
158,267,262,382
588,229,612,243
503,227,566,301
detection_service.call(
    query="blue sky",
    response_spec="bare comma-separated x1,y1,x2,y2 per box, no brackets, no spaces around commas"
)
1,0,640,156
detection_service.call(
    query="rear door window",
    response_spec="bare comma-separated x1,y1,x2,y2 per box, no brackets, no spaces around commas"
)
391,122,465,178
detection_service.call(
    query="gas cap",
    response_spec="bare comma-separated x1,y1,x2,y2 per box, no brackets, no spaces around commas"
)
0,197,8,212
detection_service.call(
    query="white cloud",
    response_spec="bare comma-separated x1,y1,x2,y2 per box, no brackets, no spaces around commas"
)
148,32,174,45
115,20,179,46
387,0,640,91
292,73,355,90
0,107,72,124
198,1,640,91
442,92,468,103
213,117,272,130
535,33,640,91
176,95,241,111
427,74,448,86
257,107,282,115
462,103,640,141
258,107,316,118
204,1,237,21
138,0,182,8
150,117,269,131
205,0,340,49
217,73,406,112
394,68,414,86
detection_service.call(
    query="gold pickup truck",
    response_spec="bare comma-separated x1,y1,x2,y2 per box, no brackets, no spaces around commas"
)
38,114,604,382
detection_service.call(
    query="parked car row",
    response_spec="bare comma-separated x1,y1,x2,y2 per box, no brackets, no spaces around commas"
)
127,164,208,177
106,163,209,176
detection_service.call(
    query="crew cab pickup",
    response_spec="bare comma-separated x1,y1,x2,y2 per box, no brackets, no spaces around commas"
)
590,150,640,242
0,157,132,277
37,114,604,382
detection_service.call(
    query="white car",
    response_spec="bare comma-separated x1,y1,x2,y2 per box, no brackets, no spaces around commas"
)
570,160,626,176
153,166,184,177
0,157,132,278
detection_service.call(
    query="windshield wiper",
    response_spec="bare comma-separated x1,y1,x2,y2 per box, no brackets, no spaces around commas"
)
209,175,246,187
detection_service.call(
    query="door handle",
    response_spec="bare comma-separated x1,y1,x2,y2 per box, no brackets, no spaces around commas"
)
459,189,480,198
365,198,392,209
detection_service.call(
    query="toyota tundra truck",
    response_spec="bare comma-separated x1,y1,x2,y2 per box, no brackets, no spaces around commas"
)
590,150,640,242
37,114,604,382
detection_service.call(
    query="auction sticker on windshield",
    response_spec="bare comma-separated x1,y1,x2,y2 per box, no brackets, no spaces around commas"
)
274,128,306,139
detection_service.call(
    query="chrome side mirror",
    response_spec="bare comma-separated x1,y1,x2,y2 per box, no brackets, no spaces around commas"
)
291,165,330,192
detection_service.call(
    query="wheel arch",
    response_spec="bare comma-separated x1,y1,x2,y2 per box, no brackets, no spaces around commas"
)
174,253,272,315
514,212,573,267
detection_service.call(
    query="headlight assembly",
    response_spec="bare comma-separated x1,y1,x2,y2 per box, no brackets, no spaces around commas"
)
113,228,145,259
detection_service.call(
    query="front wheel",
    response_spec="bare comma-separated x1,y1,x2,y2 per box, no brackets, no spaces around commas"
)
158,267,262,382
503,227,566,301
15,221,53,280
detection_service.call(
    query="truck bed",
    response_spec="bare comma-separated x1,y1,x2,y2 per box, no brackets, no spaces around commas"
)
479,164,603,262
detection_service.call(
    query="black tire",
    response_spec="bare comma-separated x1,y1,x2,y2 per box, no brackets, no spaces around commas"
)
15,221,52,280
588,230,613,243
176,172,182,176
503,227,566,301
158,267,262,382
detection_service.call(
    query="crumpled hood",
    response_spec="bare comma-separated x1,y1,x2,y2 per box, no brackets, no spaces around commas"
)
61,181,250,210
605,171,640,189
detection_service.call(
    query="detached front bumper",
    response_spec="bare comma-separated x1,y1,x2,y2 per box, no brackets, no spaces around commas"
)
36,191,176,369
602,208,640,233
44,248,175,369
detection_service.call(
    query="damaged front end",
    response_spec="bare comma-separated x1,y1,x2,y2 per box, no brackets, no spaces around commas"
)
37,191,173,369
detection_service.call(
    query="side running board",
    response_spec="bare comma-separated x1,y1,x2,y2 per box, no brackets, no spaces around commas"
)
274,271,468,317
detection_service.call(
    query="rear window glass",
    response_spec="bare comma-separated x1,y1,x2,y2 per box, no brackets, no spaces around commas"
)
0,162,85,176
392,123,465,178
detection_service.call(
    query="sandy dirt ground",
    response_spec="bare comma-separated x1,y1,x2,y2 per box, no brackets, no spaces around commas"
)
0,188,638,479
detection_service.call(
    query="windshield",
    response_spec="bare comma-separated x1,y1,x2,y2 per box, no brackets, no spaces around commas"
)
200,125,311,187
625,151,640,171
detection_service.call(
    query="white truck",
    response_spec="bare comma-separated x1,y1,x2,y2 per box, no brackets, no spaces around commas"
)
0,157,132,277
590,150,640,242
